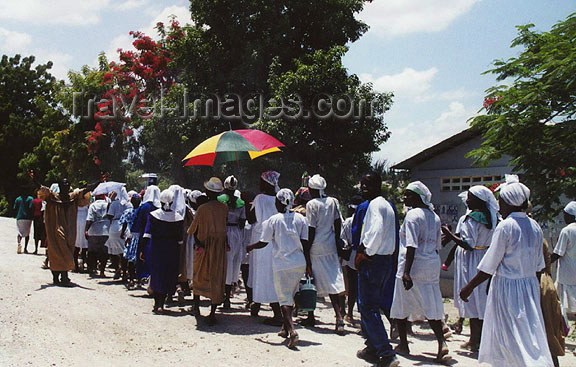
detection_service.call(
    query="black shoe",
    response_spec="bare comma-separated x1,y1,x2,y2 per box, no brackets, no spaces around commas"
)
356,347,379,364
378,355,400,367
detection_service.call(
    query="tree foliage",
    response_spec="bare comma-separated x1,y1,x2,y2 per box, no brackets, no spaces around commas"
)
469,13,576,218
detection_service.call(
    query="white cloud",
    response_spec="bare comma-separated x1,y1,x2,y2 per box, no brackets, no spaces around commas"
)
358,0,480,37
37,51,73,80
374,101,479,165
112,0,148,11
360,67,438,97
0,0,112,26
0,27,32,53
105,5,192,61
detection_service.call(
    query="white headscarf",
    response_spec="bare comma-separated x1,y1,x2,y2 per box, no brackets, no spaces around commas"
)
187,190,203,204
151,187,185,222
142,185,161,208
406,181,434,210
224,175,238,190
564,201,576,217
308,174,327,197
261,171,280,193
468,185,499,229
276,188,295,212
458,191,468,205
498,175,530,207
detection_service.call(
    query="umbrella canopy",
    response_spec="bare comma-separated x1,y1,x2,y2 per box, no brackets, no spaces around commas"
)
183,129,284,166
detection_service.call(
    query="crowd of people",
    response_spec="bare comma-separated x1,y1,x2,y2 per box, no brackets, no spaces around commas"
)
12,169,576,367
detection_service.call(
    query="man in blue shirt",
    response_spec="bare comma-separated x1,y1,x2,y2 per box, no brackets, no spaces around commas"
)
14,188,34,254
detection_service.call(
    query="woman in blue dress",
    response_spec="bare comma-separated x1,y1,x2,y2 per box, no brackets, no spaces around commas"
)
132,185,160,283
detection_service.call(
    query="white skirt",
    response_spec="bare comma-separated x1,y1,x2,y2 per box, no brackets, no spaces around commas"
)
556,282,576,313
226,226,245,285
310,253,345,297
185,234,195,281
250,242,279,303
17,219,32,237
454,247,488,319
390,277,444,321
105,219,125,255
75,207,89,249
274,266,306,306
479,275,553,367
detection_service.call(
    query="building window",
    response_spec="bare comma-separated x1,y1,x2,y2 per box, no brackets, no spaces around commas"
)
441,175,506,192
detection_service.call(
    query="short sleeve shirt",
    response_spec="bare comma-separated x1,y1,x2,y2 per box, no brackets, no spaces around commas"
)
306,197,341,256
554,223,576,285
14,196,34,220
360,196,397,256
86,200,110,236
261,212,308,271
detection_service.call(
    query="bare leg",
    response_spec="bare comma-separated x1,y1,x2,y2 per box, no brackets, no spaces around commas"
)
224,285,232,308
192,295,201,315
281,305,299,348
208,304,218,325
34,239,39,254
395,318,410,354
74,247,80,272
429,319,449,362
24,236,30,253
271,302,282,320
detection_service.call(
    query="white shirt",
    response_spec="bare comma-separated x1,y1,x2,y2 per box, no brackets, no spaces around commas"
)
459,215,494,249
250,194,277,243
478,212,545,278
86,200,110,236
107,200,128,221
260,212,308,271
396,207,442,283
306,197,341,256
360,196,396,256
554,222,576,285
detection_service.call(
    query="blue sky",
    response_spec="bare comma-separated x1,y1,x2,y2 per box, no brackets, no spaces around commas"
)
0,0,575,164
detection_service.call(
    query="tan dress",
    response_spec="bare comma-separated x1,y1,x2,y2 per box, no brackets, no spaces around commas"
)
188,200,228,304
541,240,565,357
38,187,86,271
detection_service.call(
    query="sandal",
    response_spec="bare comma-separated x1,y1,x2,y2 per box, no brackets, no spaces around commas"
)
335,319,345,335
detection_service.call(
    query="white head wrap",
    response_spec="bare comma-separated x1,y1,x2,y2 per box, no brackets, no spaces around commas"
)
406,181,434,210
151,187,185,222
187,190,203,204
468,185,499,229
159,189,174,211
169,185,186,218
458,191,468,205
276,188,295,212
498,175,530,207
261,171,280,193
308,174,327,197
143,185,161,207
224,175,238,190
564,201,576,217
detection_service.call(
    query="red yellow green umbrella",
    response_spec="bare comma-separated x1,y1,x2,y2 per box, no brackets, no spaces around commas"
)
182,129,284,166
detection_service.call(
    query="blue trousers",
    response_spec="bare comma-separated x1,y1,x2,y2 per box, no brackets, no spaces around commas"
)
357,254,396,358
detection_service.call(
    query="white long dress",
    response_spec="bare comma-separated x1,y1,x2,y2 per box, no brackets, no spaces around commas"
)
106,200,130,255
249,194,279,303
261,212,308,306
185,208,196,281
75,205,89,249
226,205,246,285
454,214,494,319
554,222,576,313
391,207,444,321
477,212,553,367
306,197,345,297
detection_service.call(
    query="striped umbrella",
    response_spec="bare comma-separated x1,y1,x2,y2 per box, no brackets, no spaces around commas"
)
182,129,284,167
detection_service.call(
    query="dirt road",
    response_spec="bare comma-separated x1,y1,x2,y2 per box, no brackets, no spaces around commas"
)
0,216,573,366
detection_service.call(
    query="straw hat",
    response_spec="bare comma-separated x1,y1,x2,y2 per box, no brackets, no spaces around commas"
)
204,177,224,193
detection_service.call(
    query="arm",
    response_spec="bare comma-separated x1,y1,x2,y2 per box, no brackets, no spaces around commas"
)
460,271,491,301
85,220,93,239
402,247,416,290
120,222,128,239
550,253,561,264
441,225,473,251
334,218,343,248
80,180,101,197
246,241,268,252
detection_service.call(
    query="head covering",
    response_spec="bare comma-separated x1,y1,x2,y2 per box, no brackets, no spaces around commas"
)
142,185,161,207
497,175,530,207
564,201,576,217
261,170,280,192
49,183,60,193
151,187,185,222
308,174,327,197
276,188,295,212
204,177,224,193
224,175,238,190
295,187,312,206
187,190,203,204
458,191,468,205
406,181,434,210
468,185,499,229
127,190,138,198
118,187,131,207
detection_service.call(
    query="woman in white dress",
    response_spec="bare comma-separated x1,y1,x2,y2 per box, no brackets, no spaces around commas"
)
247,171,282,324
441,185,498,351
460,180,553,367
74,196,90,272
304,174,346,334
247,189,309,348
391,181,450,363
106,188,131,279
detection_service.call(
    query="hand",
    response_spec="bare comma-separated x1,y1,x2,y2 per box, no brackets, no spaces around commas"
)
226,244,231,252
402,272,413,290
120,233,125,240
441,225,452,236
84,231,89,240
305,265,312,277
246,244,255,253
460,285,472,302
139,251,145,261
336,237,345,249
354,252,370,269
196,247,204,254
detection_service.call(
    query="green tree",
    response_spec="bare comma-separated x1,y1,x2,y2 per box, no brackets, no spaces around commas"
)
0,55,66,211
469,13,576,218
